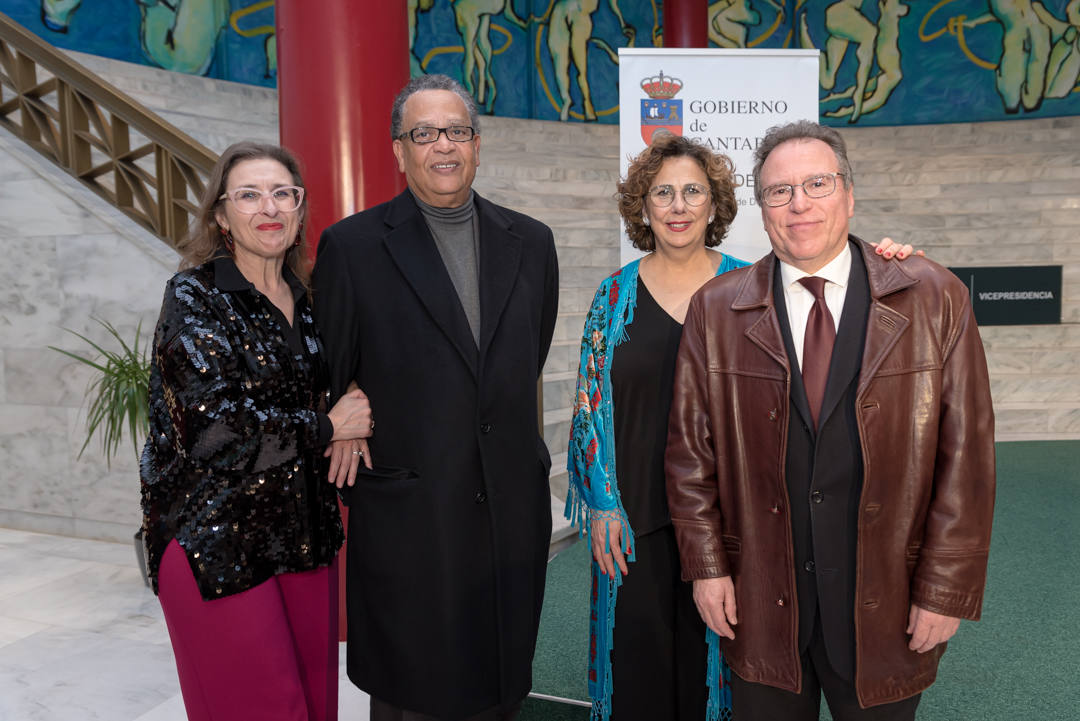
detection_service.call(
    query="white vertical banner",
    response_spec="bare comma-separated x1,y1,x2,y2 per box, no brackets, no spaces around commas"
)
618,48,820,265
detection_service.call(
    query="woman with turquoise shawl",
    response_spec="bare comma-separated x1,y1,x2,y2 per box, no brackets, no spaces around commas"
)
566,133,746,721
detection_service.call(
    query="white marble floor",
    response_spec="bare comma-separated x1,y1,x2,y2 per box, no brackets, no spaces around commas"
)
0,527,372,721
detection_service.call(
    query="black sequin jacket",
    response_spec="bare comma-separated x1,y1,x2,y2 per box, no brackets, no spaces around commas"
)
140,257,343,599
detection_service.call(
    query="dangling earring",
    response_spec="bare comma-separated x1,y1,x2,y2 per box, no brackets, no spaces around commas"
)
293,220,304,248
708,215,715,224
642,214,650,227
219,225,234,253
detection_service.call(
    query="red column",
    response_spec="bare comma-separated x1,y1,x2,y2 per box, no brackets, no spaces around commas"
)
275,2,409,640
663,0,708,48
275,1,409,256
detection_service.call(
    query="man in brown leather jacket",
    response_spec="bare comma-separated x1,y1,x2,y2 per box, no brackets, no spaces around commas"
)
665,121,995,720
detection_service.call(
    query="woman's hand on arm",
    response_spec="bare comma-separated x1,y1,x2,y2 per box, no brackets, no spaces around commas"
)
325,437,371,488
324,386,373,488
872,237,924,259
327,388,372,441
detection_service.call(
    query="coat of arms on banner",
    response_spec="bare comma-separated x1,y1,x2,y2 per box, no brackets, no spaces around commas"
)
640,71,683,144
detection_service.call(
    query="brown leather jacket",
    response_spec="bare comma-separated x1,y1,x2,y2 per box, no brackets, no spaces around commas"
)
666,239,995,707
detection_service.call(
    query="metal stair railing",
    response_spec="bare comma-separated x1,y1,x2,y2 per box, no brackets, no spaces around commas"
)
0,11,217,248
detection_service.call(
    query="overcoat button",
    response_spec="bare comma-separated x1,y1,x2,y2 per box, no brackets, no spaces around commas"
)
769,504,781,514
776,597,785,607
811,490,824,504
768,408,778,421
804,560,816,572
480,423,493,434
474,491,487,504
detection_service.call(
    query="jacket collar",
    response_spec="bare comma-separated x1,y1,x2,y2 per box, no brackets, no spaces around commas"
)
732,235,918,311
211,255,305,303
379,189,524,378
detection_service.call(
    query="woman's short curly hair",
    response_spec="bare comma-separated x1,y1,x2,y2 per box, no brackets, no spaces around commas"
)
617,132,738,252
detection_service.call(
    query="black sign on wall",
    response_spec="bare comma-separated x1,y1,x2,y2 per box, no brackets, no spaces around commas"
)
948,265,1062,326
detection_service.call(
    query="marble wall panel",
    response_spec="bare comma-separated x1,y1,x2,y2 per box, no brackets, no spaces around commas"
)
0,178,110,239
54,233,174,345
0,236,62,349
990,377,1080,403
993,408,1049,436
0,406,73,518
5,348,95,407
1049,409,1080,433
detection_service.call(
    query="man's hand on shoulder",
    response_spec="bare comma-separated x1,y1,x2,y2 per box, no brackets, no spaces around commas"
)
693,576,738,640
872,237,924,260
906,604,961,653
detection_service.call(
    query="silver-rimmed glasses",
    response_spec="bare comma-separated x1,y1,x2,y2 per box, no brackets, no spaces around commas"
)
761,173,846,207
219,186,305,214
398,126,476,144
646,182,710,207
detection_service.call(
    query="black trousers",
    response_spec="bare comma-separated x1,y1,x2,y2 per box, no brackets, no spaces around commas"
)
369,696,522,721
729,614,921,721
610,525,709,721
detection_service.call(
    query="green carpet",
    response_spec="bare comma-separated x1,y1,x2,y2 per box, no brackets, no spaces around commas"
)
524,440,1080,721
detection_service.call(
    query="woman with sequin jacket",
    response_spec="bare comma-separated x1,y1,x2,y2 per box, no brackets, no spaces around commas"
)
140,142,373,721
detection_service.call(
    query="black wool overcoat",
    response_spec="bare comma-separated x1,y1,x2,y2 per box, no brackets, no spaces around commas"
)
312,190,558,719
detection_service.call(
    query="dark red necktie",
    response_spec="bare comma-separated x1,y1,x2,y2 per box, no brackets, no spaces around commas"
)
798,276,836,429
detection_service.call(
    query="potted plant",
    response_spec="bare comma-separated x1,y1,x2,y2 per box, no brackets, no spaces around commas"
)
51,318,152,583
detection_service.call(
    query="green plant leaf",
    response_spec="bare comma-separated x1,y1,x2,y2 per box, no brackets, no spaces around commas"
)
51,318,151,467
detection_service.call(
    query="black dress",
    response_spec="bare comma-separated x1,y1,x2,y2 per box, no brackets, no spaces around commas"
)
609,276,708,720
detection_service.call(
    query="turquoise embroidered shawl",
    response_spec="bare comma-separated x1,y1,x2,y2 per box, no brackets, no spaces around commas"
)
565,253,749,721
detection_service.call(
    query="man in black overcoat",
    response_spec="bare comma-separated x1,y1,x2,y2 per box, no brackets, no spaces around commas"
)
312,75,559,721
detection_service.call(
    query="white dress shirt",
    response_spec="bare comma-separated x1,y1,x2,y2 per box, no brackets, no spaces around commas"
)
779,242,852,371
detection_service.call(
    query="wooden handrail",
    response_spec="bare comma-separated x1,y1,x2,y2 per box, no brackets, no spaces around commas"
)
0,11,217,247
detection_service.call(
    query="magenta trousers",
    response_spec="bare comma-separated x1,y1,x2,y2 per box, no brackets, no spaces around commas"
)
157,539,339,721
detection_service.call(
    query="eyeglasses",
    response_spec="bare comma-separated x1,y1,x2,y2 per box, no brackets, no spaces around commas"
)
761,173,846,207
397,126,476,144
219,186,305,214
646,183,710,207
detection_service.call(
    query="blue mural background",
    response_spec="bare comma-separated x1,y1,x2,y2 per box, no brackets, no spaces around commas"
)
2,0,1079,126
0,0,276,87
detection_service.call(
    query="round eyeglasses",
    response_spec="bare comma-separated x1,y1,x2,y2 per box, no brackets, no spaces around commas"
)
761,173,845,207
219,186,304,214
398,126,476,144
646,183,710,208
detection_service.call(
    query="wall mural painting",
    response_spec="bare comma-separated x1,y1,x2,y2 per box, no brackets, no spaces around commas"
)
411,0,663,122
6,0,1080,124
5,0,276,87
410,0,1080,125
796,0,1080,124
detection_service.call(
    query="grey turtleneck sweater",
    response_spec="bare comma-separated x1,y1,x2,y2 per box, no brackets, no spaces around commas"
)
412,189,481,346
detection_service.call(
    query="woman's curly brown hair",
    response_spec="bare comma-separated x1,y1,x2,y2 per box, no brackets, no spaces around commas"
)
617,132,738,252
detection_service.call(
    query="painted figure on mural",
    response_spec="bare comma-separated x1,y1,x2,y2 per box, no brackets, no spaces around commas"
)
545,0,636,121
1035,0,1080,97
409,0,437,76
822,0,909,121
136,0,229,76
41,0,82,32
452,0,528,113
961,0,1080,109
801,0,879,123
708,0,768,47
